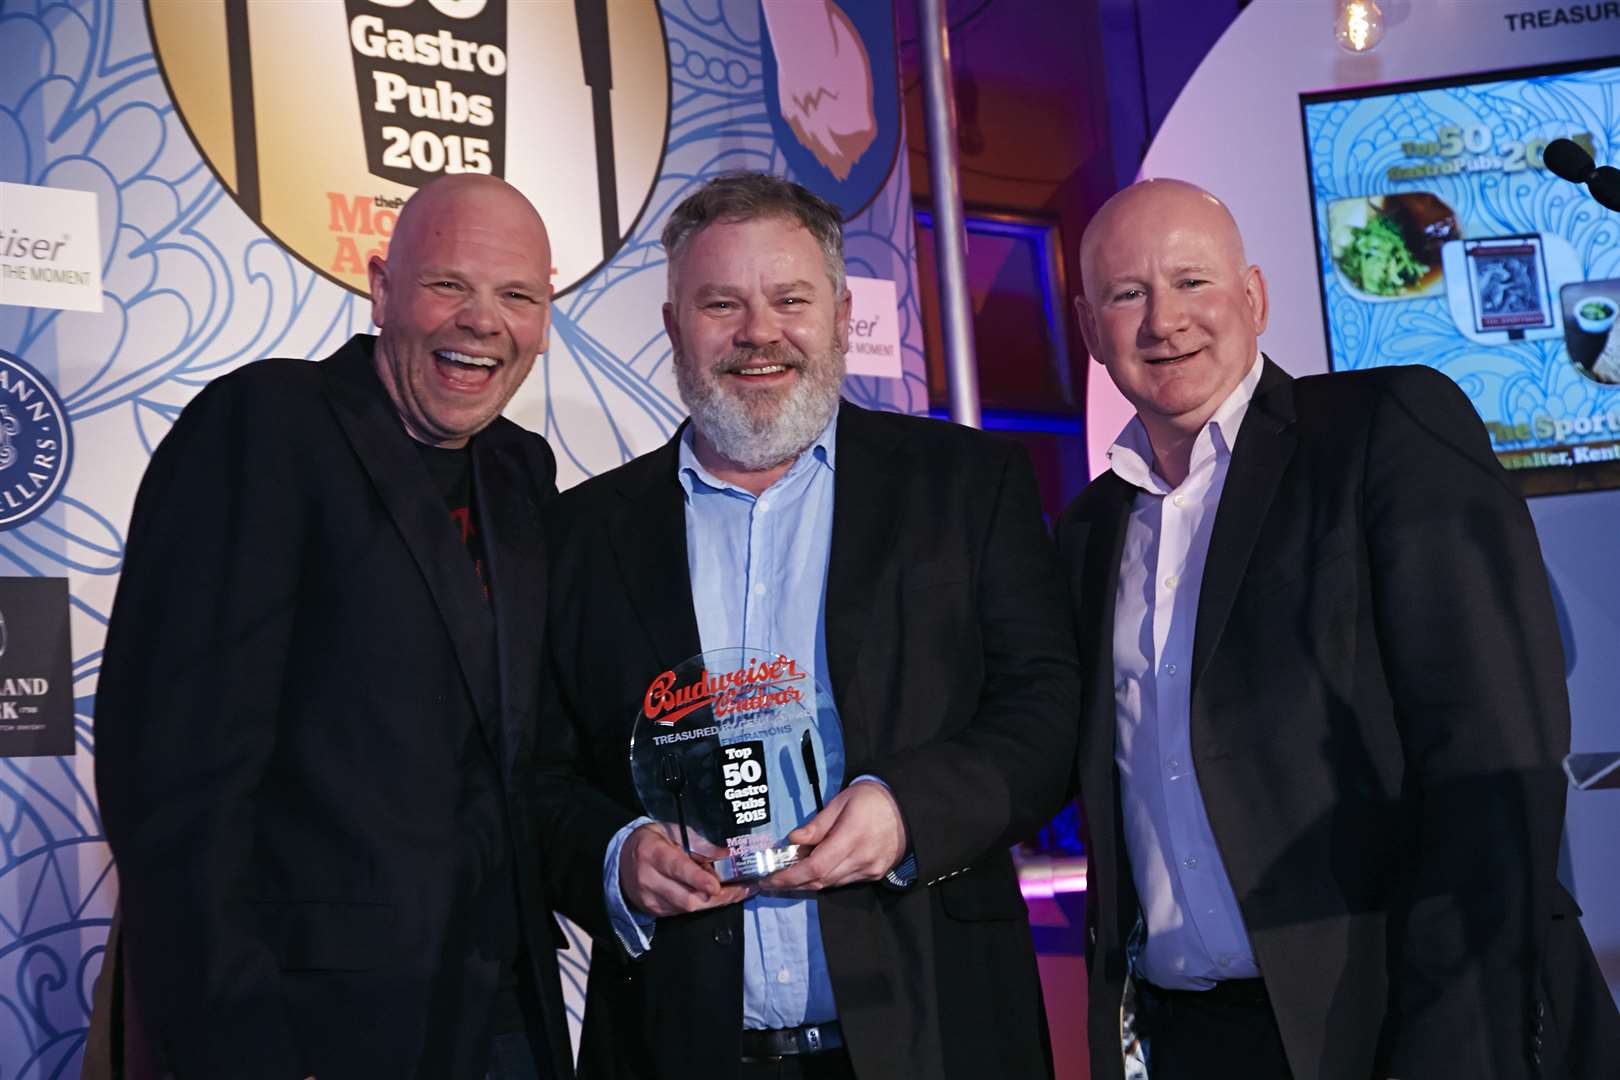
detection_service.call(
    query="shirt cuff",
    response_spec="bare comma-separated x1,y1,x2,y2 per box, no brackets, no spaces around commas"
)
603,816,658,957
849,775,917,889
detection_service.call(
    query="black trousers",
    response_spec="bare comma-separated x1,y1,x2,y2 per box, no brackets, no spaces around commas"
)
1138,978,1293,1080
738,1051,858,1080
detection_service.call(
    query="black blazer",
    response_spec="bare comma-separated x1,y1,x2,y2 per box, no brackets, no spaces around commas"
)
533,401,1083,1080
95,336,574,1080
1057,359,1618,1080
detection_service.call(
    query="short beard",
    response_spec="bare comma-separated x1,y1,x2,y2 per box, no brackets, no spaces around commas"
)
676,339,845,471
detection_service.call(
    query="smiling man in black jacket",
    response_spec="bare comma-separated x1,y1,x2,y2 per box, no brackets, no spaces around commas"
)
96,175,573,1080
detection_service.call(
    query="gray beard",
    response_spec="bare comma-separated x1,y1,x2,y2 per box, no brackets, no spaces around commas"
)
676,343,845,471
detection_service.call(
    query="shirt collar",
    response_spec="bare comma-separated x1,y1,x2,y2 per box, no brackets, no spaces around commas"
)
1106,350,1265,494
677,410,839,500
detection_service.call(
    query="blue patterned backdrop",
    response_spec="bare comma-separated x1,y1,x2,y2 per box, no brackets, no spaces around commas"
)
0,1,925,1072
1302,63,1620,489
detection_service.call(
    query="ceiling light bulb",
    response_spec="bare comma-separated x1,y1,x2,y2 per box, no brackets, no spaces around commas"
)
1335,0,1385,53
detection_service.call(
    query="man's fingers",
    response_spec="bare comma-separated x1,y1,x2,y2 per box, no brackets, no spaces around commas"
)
623,824,730,916
658,821,730,862
764,782,907,891
762,827,855,891
621,823,768,916
784,815,824,846
661,848,723,896
786,789,849,846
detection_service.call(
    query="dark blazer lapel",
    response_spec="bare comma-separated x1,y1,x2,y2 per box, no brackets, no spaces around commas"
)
1066,471,1138,973
607,427,703,671
1073,473,1132,786
322,338,501,751
824,402,906,766
473,430,547,775
1191,358,1298,688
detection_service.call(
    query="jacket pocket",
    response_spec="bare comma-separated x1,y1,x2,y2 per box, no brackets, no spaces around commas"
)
937,857,1026,921
254,899,397,972
1243,525,1354,600
901,556,971,592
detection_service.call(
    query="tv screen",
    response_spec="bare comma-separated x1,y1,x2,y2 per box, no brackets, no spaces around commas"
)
1301,56,1620,496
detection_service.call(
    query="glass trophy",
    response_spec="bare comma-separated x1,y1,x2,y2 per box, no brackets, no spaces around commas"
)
630,649,844,882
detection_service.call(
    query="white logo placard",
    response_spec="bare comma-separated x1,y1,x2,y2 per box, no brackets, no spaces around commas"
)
0,182,103,313
845,275,902,379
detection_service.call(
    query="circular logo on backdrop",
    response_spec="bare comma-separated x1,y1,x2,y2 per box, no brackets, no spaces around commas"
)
145,0,670,297
0,351,72,531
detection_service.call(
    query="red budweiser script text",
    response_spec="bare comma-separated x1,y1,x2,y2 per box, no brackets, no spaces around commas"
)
644,656,806,727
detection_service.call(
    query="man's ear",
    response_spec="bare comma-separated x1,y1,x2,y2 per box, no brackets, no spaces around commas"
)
536,283,554,355
662,302,681,358
367,255,390,328
1074,294,1101,362
1245,264,1269,336
835,286,853,355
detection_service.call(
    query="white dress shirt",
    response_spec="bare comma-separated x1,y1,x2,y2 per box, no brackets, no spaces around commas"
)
1109,352,1264,990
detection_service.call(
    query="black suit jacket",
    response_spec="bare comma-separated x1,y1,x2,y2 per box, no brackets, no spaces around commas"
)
95,336,574,1079
533,401,1083,1080
1057,359,1619,1080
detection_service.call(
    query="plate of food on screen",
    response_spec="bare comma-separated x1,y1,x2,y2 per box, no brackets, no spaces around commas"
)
1561,282,1620,385
1327,192,1459,301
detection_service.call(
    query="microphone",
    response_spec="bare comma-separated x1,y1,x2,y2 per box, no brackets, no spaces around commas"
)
1592,168,1620,212
1545,138,1620,212
1545,138,1594,182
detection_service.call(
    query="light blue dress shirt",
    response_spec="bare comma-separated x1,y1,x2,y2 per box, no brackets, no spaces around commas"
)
604,416,843,1028
1108,353,1264,989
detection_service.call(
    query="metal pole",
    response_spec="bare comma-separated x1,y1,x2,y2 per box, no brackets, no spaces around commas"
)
916,0,981,429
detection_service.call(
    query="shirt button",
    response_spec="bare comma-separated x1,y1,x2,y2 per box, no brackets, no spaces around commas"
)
1167,757,1182,771
1164,574,1179,589
1217,954,1231,968
777,968,792,984
1183,855,1199,869
753,582,766,596
758,500,770,513
1163,663,1177,675
1173,494,1187,507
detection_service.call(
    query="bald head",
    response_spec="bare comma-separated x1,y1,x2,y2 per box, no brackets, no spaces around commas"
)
387,173,551,280
1073,178,1267,478
1080,179,1245,304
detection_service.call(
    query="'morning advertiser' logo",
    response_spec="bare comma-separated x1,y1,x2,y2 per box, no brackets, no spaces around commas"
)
0,351,72,530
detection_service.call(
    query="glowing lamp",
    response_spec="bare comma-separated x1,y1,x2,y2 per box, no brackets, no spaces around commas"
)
1335,0,1385,53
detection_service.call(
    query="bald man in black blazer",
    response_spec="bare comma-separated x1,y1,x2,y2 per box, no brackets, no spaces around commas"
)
1058,178,1619,1080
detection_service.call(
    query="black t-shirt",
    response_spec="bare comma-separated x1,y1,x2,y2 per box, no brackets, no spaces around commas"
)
415,441,488,598
412,440,529,1035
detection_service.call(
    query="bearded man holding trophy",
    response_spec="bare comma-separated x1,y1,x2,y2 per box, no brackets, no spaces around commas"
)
532,172,1082,1080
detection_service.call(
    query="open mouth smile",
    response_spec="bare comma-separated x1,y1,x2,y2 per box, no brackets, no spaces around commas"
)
433,349,501,389
436,349,499,369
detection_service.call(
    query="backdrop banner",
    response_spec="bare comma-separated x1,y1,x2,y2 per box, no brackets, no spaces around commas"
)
0,2,925,1072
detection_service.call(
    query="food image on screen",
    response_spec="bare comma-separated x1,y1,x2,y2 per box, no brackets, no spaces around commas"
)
1302,55,1620,497
1580,300,1617,328
1593,331,1620,384
1562,281,1620,386
1464,237,1552,332
1328,193,1457,299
